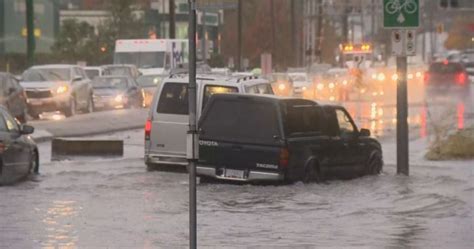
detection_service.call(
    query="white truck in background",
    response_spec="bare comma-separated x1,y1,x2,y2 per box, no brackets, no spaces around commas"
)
114,39,188,75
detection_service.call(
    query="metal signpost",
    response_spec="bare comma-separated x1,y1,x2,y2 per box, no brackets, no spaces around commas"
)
187,1,198,248
383,0,420,176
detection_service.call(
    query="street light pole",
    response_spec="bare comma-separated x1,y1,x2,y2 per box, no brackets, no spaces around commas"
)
187,1,197,249
26,0,35,66
169,0,176,38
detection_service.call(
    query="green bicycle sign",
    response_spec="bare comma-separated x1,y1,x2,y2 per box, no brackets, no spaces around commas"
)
383,0,419,28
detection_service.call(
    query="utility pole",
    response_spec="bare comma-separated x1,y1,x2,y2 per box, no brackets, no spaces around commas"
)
291,0,296,66
201,10,207,62
169,0,176,38
237,0,242,71
26,0,35,66
187,0,197,248
270,0,276,59
316,0,323,63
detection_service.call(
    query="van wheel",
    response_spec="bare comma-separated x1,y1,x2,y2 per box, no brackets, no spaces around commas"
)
302,162,321,183
366,151,383,175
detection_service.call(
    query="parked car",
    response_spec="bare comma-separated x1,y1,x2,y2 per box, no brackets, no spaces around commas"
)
20,65,94,119
424,61,470,98
91,75,144,110
0,106,38,185
197,94,383,183
0,72,28,123
84,66,103,79
136,74,165,107
145,74,274,170
102,64,141,78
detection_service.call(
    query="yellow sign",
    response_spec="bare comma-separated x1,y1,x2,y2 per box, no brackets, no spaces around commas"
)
21,28,41,38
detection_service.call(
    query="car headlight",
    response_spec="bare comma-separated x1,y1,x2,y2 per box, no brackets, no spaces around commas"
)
56,85,69,94
317,83,324,90
302,86,307,91
115,94,124,102
377,73,386,81
328,82,335,89
278,83,286,91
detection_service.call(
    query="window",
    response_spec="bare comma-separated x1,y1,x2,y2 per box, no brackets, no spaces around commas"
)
202,85,238,110
1,110,19,132
200,99,280,145
85,69,100,79
429,63,464,74
0,113,7,132
284,101,324,136
92,77,128,89
335,109,355,136
73,68,83,79
22,70,45,81
137,75,164,87
0,76,6,97
245,84,274,94
157,83,189,115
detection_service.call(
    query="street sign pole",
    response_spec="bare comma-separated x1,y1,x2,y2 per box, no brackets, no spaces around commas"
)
187,0,197,248
384,0,420,176
396,56,409,175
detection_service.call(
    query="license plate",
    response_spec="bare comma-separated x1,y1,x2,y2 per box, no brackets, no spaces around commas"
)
225,169,245,179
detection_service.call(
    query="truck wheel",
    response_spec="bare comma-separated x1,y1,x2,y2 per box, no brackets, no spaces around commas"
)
302,162,321,183
366,151,383,175
64,97,76,117
30,150,39,174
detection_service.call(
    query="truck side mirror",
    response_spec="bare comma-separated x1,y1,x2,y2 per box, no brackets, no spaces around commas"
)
360,128,370,137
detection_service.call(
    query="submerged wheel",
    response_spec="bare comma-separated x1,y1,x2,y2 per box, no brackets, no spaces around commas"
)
366,151,383,175
302,162,322,183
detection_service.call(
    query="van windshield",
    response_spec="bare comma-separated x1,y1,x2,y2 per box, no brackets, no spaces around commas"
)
114,52,165,68
200,98,280,144
202,85,239,109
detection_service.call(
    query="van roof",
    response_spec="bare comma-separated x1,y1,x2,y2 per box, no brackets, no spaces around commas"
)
29,64,77,69
208,93,315,103
164,73,271,86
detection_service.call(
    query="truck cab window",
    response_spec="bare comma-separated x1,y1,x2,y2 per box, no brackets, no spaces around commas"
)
335,109,356,136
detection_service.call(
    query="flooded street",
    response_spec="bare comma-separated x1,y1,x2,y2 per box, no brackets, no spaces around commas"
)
0,129,472,248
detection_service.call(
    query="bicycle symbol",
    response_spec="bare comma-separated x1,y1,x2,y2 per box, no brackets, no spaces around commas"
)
385,0,417,15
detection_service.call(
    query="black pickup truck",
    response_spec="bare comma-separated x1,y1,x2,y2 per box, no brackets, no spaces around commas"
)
197,94,383,183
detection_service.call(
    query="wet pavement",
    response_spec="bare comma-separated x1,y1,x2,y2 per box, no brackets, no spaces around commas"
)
0,129,473,248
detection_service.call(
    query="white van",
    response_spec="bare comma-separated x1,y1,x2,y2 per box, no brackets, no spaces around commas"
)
144,74,274,169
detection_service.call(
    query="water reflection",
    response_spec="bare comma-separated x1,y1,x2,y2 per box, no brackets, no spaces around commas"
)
41,200,79,248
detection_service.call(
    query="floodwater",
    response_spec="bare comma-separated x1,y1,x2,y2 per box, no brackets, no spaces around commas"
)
0,130,472,248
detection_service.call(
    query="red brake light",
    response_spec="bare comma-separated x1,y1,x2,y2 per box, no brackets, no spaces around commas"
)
279,148,289,168
145,119,152,140
423,72,430,84
455,72,466,85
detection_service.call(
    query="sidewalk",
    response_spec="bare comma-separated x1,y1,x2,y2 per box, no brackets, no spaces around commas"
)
30,108,148,142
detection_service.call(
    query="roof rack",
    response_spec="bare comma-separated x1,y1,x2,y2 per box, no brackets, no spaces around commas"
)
236,75,260,83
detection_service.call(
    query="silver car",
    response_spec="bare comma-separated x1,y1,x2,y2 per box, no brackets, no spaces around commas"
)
20,65,94,119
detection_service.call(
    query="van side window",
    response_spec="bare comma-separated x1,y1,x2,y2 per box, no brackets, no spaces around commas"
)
200,99,280,144
202,85,238,110
157,83,188,115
